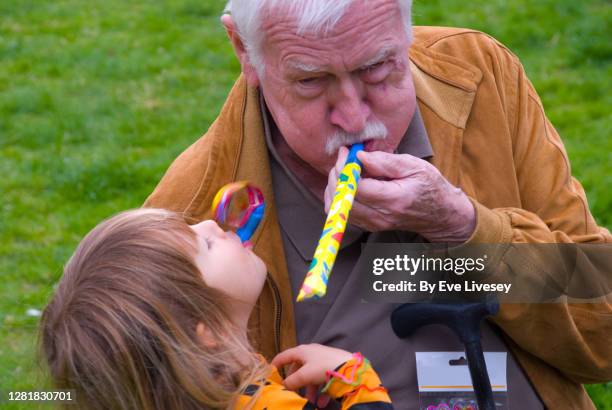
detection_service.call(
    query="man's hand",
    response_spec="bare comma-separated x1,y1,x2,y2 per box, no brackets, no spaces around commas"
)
271,343,353,391
324,147,476,242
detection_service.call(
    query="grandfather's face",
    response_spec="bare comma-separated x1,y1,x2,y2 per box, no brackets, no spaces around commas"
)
257,0,416,175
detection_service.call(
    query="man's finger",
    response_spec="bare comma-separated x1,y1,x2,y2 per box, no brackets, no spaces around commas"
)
349,200,394,232
328,164,339,187
330,147,349,188
325,169,339,212
324,186,331,213
335,146,349,170
357,150,420,179
325,146,349,212
355,177,396,206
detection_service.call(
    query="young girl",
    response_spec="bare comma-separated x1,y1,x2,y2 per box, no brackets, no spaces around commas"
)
40,209,393,409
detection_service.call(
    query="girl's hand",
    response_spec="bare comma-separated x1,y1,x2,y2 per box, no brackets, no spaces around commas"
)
271,343,353,391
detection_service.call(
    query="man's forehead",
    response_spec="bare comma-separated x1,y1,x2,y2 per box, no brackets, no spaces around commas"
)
284,46,399,73
261,2,406,70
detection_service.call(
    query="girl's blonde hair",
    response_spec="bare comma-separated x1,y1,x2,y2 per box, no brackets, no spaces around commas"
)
39,209,268,409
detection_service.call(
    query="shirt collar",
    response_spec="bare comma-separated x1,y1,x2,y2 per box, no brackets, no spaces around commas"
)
261,92,433,261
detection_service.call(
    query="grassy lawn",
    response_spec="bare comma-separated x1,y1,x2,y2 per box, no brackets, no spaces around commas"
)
1,0,610,408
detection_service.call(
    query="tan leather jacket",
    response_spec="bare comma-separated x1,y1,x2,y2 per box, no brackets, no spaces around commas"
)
145,27,611,409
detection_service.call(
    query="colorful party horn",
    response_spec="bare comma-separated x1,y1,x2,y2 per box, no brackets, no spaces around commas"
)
297,143,364,301
211,181,265,243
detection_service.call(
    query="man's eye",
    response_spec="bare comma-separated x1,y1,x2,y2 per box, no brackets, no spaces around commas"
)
297,76,324,87
361,61,391,83
365,61,386,72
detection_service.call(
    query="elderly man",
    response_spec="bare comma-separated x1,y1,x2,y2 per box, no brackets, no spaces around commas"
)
145,0,611,408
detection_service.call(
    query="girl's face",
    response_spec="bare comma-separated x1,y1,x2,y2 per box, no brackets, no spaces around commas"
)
190,220,267,307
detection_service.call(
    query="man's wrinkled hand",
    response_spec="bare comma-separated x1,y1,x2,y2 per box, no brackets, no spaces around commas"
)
323,148,476,243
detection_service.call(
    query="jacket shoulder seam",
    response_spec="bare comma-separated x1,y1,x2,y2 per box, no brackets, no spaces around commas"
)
419,29,481,48
423,30,516,56
527,92,591,235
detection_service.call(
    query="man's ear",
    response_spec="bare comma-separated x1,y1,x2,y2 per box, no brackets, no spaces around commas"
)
221,14,260,88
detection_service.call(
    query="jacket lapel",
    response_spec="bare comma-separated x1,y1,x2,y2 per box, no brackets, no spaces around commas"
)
233,82,298,358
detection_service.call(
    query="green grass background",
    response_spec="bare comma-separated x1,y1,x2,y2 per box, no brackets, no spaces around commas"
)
0,0,610,408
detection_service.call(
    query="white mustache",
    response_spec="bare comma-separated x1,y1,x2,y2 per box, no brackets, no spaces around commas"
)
324,120,388,155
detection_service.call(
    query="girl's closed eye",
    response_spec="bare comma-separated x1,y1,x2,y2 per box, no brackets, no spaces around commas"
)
205,237,213,249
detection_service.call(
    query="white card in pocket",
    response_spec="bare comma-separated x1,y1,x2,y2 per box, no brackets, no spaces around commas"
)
415,352,508,409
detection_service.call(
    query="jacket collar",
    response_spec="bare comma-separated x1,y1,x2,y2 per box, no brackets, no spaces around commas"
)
409,43,482,129
408,40,483,185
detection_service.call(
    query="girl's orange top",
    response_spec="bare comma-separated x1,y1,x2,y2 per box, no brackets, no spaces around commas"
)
234,354,392,409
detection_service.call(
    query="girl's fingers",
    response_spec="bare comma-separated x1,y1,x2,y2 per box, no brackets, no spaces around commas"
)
282,366,314,391
271,346,303,368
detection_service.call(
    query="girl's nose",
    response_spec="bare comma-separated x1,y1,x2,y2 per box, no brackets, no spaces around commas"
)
191,220,225,237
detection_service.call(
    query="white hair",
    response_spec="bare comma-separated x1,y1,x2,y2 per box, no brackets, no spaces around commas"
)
224,0,412,75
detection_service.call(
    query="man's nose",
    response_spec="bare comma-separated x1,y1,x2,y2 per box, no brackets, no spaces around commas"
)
329,78,371,134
